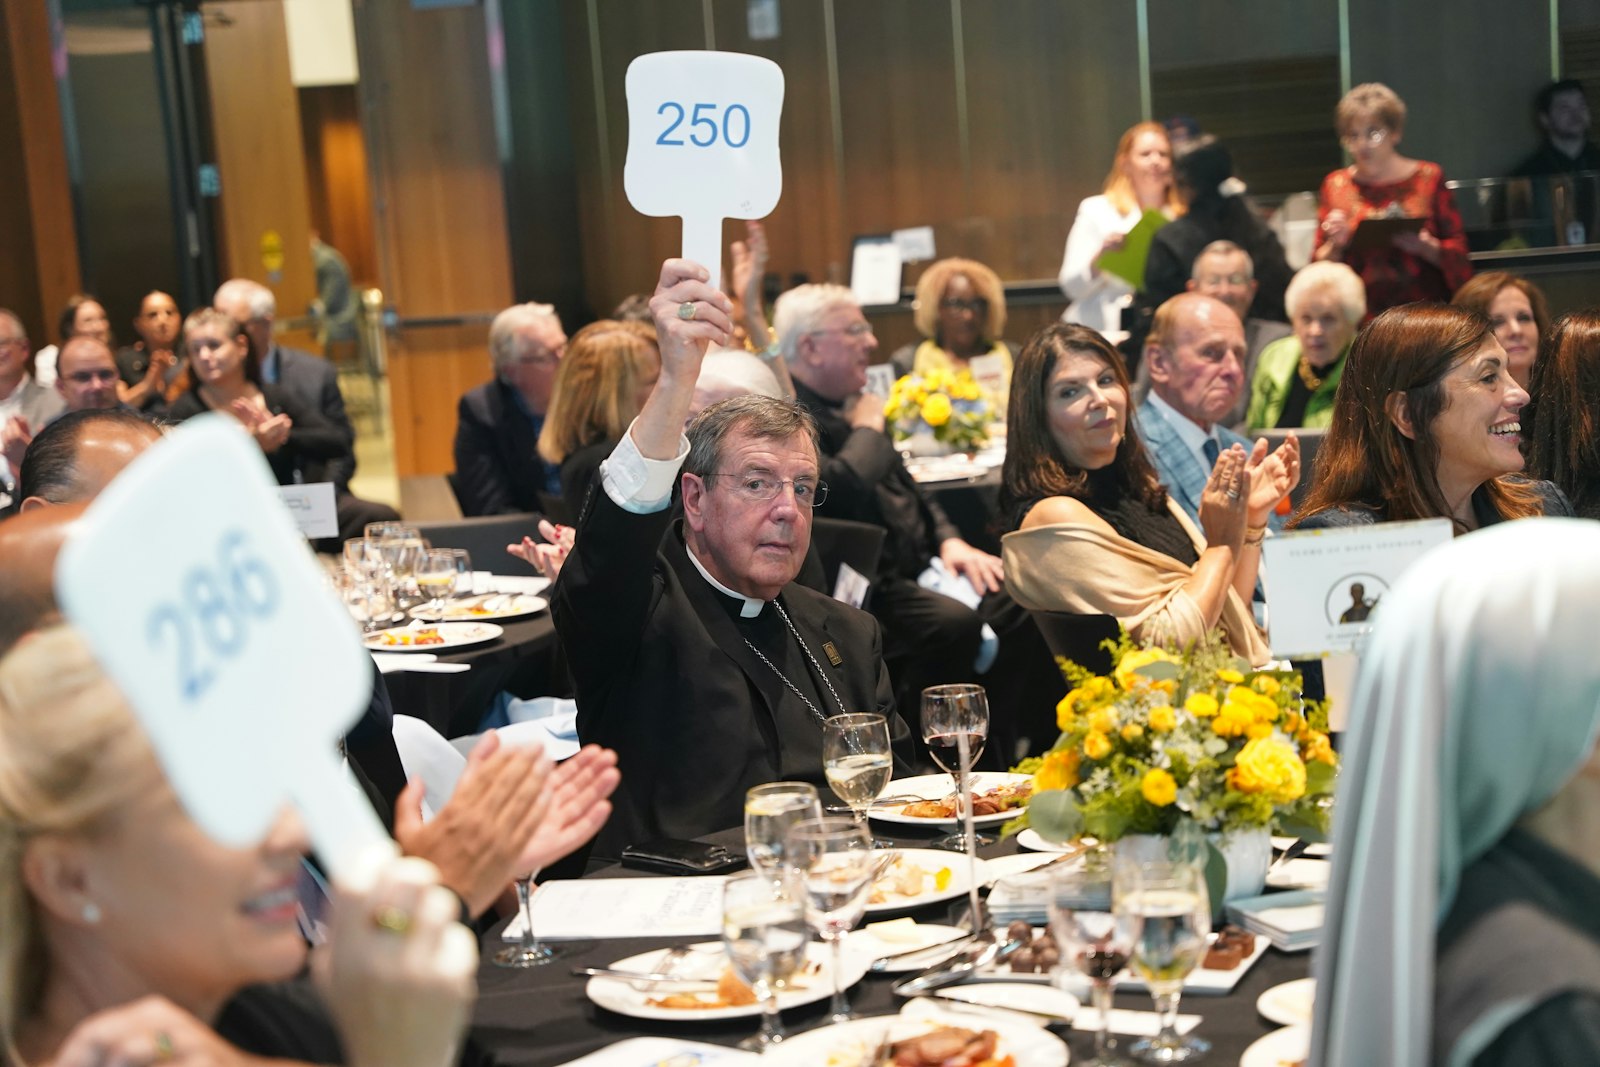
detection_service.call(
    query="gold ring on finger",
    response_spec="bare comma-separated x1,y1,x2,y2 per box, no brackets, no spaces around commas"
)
153,1031,176,1061
372,904,412,935
677,301,697,321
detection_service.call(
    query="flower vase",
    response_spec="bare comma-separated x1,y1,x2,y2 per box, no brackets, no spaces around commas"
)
899,430,953,459
1114,827,1272,904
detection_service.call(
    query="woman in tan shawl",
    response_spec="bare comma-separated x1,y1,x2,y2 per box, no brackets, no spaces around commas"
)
999,324,1296,664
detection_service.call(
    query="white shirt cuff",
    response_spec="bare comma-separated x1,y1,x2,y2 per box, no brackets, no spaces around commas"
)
601,419,690,514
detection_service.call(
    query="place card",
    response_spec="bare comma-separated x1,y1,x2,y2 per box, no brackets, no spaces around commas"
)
277,481,337,538
505,876,729,941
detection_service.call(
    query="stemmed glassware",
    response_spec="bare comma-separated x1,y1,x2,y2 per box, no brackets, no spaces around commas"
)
1118,859,1212,1063
920,683,993,850
447,548,474,600
1049,855,1142,1066
721,870,807,1051
822,713,893,831
416,548,458,616
787,816,873,1024
339,538,391,633
494,869,570,968
744,783,822,883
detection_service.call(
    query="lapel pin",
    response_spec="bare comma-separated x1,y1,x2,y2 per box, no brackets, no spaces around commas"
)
823,641,843,667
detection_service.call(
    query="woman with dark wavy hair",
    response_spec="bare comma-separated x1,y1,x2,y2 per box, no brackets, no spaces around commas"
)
1293,303,1568,531
999,324,1295,663
1527,309,1600,519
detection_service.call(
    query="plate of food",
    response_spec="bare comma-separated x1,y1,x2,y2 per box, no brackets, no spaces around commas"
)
363,621,503,652
409,593,548,622
985,922,1268,996
848,920,970,973
869,773,1033,828
1240,1024,1309,1067
865,849,986,915
762,999,1068,1065
1256,977,1315,1027
584,940,866,1022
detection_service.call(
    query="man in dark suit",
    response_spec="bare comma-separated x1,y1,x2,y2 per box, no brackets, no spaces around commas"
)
215,279,358,489
554,261,896,856
452,303,566,517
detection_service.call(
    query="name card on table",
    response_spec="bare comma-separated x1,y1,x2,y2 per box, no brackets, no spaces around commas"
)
1262,518,1453,659
56,415,393,886
278,481,338,539
624,50,784,288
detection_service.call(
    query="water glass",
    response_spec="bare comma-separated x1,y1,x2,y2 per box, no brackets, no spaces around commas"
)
721,871,807,1050
416,548,457,615
822,713,893,827
1049,856,1142,1065
448,548,474,597
744,782,821,881
493,869,569,968
1118,859,1212,1063
920,683,992,850
787,816,872,1024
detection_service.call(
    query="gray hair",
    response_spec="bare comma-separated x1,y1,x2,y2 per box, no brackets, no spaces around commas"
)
0,309,24,343
212,278,276,320
1191,240,1255,280
489,302,560,375
773,284,858,364
684,394,820,479
1286,261,1367,326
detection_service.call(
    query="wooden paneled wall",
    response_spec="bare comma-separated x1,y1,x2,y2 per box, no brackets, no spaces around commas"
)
298,84,379,287
353,0,513,476
0,0,80,347
200,0,317,349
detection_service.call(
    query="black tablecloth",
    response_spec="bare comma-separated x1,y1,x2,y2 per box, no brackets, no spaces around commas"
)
382,613,562,738
471,823,1309,1066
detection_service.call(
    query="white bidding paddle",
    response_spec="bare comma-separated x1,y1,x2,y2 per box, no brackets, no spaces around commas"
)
55,416,395,887
624,50,785,287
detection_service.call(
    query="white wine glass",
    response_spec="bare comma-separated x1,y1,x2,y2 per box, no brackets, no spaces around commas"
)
1049,857,1142,1066
447,548,474,599
822,713,893,830
1118,859,1211,1063
721,870,807,1050
493,869,570,968
920,683,992,850
743,782,821,882
416,549,457,616
787,816,872,1024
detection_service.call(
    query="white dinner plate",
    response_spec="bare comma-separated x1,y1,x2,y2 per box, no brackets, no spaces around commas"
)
1016,828,1086,853
363,621,503,652
1240,1024,1310,1067
865,848,987,915
584,940,865,1023
1266,858,1331,891
409,593,547,622
1271,836,1332,858
1256,977,1316,1027
869,773,1033,829
982,927,1269,996
847,921,969,973
762,1001,1069,1066
933,982,1080,1024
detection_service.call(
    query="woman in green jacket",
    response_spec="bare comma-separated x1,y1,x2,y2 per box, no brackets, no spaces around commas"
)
1246,261,1365,431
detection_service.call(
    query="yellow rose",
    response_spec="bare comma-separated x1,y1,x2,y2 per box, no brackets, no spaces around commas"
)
1086,677,1117,701
1121,723,1145,741
1217,669,1244,684
921,393,953,427
1211,704,1253,738
1246,722,1274,740
1056,689,1082,730
1228,685,1280,723
1227,737,1308,804
1149,706,1177,733
1089,708,1118,735
1185,692,1219,718
1035,748,1081,792
1301,730,1337,766
1083,730,1112,760
1141,768,1178,807
1253,675,1281,697
1114,648,1177,691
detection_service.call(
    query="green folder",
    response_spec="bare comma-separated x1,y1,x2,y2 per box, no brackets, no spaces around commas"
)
1096,209,1168,290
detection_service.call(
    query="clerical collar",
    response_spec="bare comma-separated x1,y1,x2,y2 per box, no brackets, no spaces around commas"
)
686,545,766,618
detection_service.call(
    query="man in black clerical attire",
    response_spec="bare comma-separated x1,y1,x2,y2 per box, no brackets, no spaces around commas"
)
554,260,896,857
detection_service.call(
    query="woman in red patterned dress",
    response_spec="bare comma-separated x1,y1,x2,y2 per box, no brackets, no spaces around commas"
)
1314,83,1473,318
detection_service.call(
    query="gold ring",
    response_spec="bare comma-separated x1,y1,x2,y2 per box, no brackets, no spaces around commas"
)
153,1031,176,1061
677,301,697,321
372,904,412,935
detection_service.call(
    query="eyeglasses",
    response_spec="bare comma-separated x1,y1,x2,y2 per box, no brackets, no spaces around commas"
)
708,473,829,507
0,337,25,348
808,322,873,339
1339,126,1389,147
67,369,120,384
1197,273,1252,287
939,298,989,315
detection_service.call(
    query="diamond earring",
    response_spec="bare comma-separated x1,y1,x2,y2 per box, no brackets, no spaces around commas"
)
81,901,101,924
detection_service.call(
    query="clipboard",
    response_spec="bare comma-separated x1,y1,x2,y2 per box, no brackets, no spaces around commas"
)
1346,214,1425,253
1096,209,1168,290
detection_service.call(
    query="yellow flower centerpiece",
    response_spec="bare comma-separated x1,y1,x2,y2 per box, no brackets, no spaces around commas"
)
1010,630,1337,900
884,368,991,454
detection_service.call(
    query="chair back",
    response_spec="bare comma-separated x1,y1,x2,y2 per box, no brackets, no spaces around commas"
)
1028,611,1120,677
809,516,887,597
414,513,542,577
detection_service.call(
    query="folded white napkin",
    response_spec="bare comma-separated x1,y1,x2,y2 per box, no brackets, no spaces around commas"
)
502,696,581,760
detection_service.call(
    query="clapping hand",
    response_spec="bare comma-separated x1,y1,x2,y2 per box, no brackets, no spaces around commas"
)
48,995,269,1067
1199,444,1250,550
508,519,574,581
2,415,32,472
513,744,620,874
1244,434,1300,527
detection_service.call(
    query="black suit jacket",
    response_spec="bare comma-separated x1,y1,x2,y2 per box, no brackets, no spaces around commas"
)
452,379,555,517
269,345,356,488
554,484,896,857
